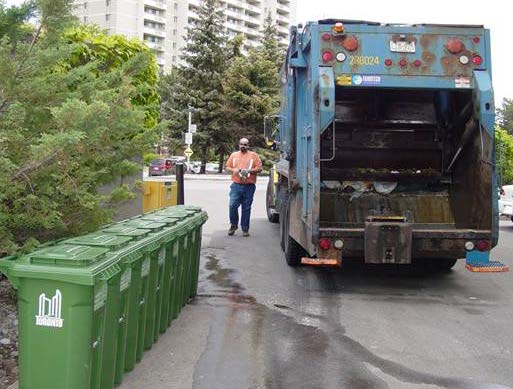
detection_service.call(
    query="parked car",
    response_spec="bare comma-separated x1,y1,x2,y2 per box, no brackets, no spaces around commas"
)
186,161,201,174
149,158,173,176
205,162,220,173
499,185,513,222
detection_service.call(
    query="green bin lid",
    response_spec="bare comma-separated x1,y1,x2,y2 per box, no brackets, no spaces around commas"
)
140,215,180,225
64,232,133,251
101,225,150,240
29,245,109,267
124,219,166,232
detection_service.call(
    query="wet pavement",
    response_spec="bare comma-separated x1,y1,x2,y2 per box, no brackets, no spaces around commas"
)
121,179,513,389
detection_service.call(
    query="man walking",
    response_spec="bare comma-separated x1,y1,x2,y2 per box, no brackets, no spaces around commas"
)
225,138,262,237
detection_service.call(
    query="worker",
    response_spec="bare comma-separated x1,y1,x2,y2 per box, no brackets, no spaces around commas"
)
225,138,263,237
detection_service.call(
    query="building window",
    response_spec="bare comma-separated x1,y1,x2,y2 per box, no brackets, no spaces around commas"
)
174,2,178,10
105,14,111,21
172,56,176,62
106,0,111,5
173,16,178,22
173,43,177,48
83,16,88,23
173,29,177,35
83,2,87,9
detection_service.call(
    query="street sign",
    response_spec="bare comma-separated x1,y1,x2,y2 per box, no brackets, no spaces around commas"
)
185,132,193,145
190,124,197,133
184,147,193,158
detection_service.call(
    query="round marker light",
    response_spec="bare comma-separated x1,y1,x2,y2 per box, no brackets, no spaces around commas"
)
333,22,344,33
322,33,331,41
473,36,481,44
472,54,483,66
334,239,344,250
336,52,347,62
343,36,358,52
459,55,470,65
399,59,407,67
384,58,393,67
322,51,334,62
447,38,463,54
319,238,331,250
465,241,475,251
476,240,489,252
413,59,422,67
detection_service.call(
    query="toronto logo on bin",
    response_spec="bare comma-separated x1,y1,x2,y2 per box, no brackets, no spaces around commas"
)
35,289,64,328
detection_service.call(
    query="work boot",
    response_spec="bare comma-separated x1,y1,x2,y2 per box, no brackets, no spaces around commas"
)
242,231,250,237
228,225,238,236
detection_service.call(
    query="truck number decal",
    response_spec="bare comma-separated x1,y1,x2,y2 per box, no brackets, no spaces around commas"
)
349,56,380,66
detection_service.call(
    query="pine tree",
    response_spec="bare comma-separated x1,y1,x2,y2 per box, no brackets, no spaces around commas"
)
168,0,231,173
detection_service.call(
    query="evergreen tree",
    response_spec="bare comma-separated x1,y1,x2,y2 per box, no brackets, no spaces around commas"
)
261,12,285,67
0,1,160,255
161,0,230,173
497,98,513,135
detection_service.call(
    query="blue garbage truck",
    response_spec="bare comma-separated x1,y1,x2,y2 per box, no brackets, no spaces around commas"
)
265,19,507,272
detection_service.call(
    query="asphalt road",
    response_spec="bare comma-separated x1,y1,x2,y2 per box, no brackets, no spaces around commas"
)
121,178,513,389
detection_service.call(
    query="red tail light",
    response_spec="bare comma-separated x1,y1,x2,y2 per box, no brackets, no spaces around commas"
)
472,54,483,66
322,33,331,41
343,36,358,52
473,36,481,44
399,59,407,68
413,60,422,67
447,38,463,54
322,51,334,63
319,238,330,250
476,240,490,252
384,58,393,67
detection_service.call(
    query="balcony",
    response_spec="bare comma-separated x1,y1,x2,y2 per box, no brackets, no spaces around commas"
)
145,41,165,52
144,11,166,24
276,2,290,14
276,14,288,23
144,26,166,38
277,24,289,34
145,0,167,10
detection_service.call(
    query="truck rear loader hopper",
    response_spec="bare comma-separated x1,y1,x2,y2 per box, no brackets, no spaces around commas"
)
265,20,508,273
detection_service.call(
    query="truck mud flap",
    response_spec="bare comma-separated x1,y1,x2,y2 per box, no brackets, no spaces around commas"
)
365,218,412,264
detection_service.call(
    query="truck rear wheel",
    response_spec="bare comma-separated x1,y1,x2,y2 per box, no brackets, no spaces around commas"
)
266,178,279,223
281,192,306,266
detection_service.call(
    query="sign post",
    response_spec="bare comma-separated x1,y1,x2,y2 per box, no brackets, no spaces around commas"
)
185,107,197,168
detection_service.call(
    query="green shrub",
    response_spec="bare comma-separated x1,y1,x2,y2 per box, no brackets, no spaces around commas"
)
144,153,162,165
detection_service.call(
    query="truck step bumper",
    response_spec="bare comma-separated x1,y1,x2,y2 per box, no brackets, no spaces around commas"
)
465,250,509,272
301,258,342,267
465,261,509,272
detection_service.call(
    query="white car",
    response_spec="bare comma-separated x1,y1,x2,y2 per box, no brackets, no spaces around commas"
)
499,184,513,221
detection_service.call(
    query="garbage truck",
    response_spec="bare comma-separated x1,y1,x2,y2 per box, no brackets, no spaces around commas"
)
265,19,508,272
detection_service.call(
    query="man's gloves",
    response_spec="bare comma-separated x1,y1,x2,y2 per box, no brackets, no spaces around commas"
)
239,169,250,181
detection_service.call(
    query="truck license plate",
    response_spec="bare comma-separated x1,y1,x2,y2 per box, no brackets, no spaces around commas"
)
389,41,416,53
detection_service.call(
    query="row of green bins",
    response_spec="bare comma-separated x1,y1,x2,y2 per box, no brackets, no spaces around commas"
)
0,205,207,389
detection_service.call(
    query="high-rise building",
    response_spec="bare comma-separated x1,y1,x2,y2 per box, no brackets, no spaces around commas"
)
73,0,296,72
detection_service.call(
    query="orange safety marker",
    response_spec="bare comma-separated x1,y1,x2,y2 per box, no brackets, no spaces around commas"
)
301,258,342,267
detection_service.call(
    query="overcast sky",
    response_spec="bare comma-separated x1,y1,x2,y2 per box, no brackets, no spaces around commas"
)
295,0,510,107
3,0,511,106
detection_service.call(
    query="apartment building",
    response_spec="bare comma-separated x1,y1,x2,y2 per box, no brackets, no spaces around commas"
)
73,0,296,72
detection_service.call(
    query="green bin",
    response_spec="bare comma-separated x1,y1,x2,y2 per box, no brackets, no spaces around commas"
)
0,244,121,389
100,225,149,383
63,233,133,389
